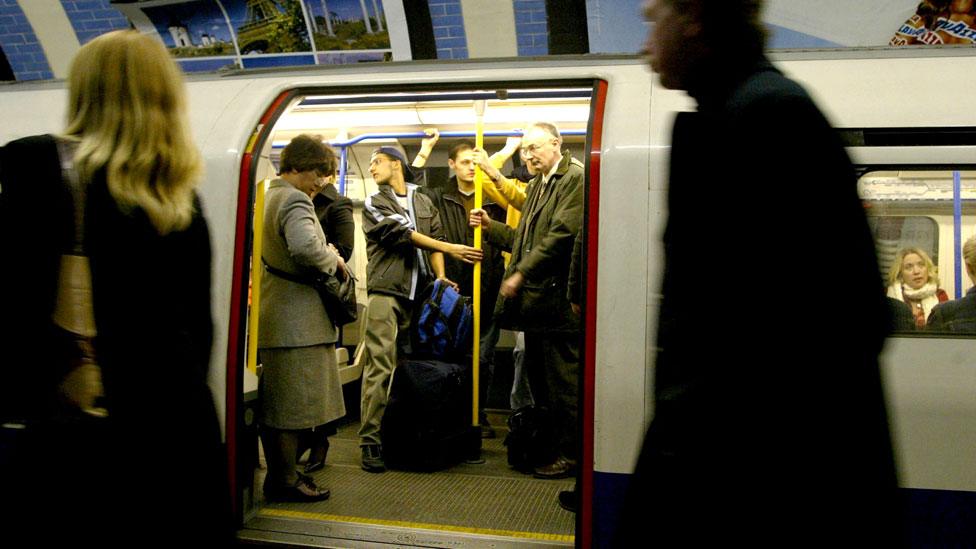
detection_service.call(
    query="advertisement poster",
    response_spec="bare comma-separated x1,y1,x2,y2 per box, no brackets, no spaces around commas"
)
890,0,976,45
111,0,396,72
586,0,932,51
304,0,392,64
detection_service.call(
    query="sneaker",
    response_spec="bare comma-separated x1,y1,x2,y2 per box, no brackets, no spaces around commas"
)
480,422,496,439
533,456,577,479
361,444,386,473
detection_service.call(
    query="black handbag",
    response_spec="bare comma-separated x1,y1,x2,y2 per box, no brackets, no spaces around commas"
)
311,269,358,326
262,259,358,326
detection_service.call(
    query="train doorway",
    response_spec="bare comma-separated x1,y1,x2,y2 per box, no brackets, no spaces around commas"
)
234,81,604,547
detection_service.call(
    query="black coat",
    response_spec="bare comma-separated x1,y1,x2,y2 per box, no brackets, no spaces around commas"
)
313,184,355,262
419,179,507,313
617,57,902,546
0,135,231,545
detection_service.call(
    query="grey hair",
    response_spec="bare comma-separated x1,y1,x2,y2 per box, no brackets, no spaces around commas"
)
526,121,562,144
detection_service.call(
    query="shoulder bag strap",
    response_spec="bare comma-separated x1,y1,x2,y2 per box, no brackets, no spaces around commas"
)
261,257,313,286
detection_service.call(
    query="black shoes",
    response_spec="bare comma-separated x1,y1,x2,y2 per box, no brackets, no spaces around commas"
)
264,473,330,502
304,459,325,474
480,422,497,439
303,438,329,474
361,444,386,473
558,489,577,512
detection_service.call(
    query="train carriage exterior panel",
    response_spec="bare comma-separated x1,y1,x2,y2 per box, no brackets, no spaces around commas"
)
2,51,976,546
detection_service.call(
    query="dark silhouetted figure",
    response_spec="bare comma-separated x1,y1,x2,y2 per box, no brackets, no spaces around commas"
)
616,1,903,546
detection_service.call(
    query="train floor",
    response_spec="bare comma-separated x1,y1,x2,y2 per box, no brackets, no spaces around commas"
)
239,410,576,548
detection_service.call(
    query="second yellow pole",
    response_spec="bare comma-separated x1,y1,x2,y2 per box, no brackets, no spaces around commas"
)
472,100,486,429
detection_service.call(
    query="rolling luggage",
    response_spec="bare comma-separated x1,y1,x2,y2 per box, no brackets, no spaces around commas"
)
381,359,479,471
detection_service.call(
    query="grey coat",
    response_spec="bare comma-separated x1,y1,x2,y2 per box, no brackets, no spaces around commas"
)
486,151,584,332
258,179,340,347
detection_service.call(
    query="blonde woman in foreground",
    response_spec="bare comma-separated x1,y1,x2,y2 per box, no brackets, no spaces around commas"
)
0,30,232,546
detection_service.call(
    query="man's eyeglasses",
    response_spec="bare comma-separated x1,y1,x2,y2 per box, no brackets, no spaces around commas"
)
520,139,557,156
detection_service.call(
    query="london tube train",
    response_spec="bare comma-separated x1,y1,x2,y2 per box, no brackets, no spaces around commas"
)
1,49,975,547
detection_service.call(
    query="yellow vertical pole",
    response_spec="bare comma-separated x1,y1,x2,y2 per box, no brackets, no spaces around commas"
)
472,100,486,428
247,179,268,375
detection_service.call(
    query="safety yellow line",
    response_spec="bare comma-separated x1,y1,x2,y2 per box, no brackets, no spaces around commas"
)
258,508,575,542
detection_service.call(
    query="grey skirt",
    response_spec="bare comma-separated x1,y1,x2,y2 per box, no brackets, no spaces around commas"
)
258,344,346,430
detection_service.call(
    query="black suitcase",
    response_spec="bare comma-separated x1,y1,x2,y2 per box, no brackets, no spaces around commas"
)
381,359,479,471
505,405,557,473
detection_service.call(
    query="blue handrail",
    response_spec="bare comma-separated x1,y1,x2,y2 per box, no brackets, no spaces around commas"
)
329,129,586,148
954,170,963,299
299,89,592,107
296,129,588,195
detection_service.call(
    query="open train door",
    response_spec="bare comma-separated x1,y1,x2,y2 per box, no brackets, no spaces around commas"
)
228,77,608,547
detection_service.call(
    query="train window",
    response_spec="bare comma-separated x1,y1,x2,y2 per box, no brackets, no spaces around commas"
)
859,170,976,335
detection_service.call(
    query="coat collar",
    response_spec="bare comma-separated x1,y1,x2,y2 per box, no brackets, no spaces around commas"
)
313,183,338,207
441,176,498,208
689,54,775,113
269,178,292,190
530,150,574,186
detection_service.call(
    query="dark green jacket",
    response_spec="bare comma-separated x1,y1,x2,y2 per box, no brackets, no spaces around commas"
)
486,151,584,332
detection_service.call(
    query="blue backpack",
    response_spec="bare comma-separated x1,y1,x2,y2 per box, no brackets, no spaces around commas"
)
412,279,473,361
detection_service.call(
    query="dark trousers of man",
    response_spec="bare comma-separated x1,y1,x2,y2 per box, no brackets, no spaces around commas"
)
523,331,579,461
478,318,500,419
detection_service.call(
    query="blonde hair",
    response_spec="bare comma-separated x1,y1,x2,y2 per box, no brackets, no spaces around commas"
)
964,236,976,278
887,247,939,287
65,30,202,235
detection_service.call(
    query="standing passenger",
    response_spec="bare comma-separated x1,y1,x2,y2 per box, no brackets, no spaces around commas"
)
470,121,585,479
0,30,232,546
259,135,347,502
358,146,482,472
295,160,357,474
415,131,508,437
475,140,537,411
615,1,903,546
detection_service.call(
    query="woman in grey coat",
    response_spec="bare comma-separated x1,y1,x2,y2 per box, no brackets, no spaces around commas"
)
259,135,348,502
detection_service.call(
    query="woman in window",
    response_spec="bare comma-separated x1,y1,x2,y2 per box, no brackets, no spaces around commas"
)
886,247,948,328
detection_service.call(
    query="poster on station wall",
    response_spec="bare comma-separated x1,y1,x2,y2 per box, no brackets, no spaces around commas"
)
138,0,241,72
890,0,976,45
586,0,931,51
110,0,399,72
303,0,393,64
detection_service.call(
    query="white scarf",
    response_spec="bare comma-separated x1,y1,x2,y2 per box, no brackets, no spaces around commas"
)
899,281,938,301
887,282,941,322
